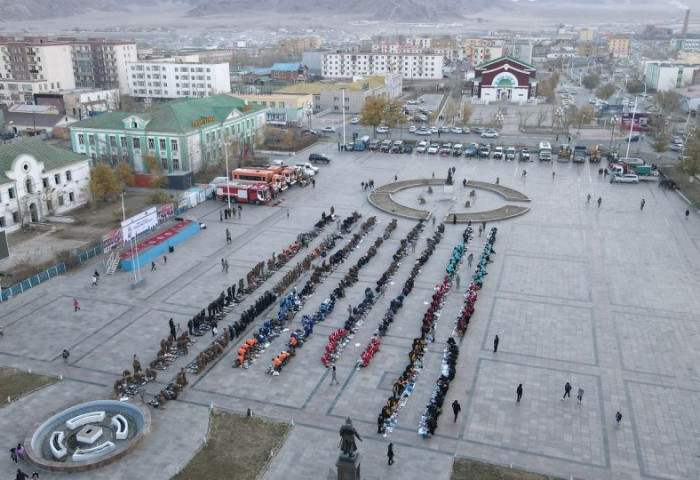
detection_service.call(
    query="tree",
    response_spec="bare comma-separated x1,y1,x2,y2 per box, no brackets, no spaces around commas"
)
656,91,680,116
461,104,474,126
115,163,135,189
581,73,600,92
89,163,122,202
595,83,617,100
382,99,404,129
145,155,168,189
679,127,700,176
360,96,387,132
626,80,645,95
444,100,460,125
571,105,595,130
651,133,670,157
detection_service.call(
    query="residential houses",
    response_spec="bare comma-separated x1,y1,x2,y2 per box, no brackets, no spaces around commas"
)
126,60,231,100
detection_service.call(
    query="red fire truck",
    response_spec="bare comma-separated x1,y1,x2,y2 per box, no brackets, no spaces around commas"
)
215,183,271,205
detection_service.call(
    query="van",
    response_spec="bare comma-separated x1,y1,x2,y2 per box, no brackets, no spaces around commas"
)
308,153,331,164
538,141,552,161
380,140,392,152
369,139,381,151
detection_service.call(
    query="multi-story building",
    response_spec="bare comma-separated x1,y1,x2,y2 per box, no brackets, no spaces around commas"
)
606,35,630,57
469,46,505,70
69,94,264,174
645,62,700,91
0,137,91,232
229,93,313,126
579,28,596,42
0,36,75,105
270,63,308,83
277,74,402,115
673,34,700,53
126,61,230,100
278,37,322,56
578,41,602,57
66,38,137,94
321,53,443,80
470,56,537,102
34,88,121,118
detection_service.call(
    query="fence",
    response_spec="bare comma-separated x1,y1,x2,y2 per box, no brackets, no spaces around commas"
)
0,243,104,303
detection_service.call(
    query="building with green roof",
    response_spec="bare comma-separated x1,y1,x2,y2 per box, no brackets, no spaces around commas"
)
0,137,91,233
69,94,265,174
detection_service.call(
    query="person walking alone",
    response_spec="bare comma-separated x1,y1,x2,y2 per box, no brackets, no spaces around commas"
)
467,253,474,268
493,335,499,353
452,399,461,422
387,443,394,465
597,197,602,208
73,298,80,312
563,382,572,399
330,365,339,385
91,274,98,288
455,273,461,289
640,198,645,211
686,208,690,220
516,384,523,403
151,261,156,271
226,228,232,244
577,387,584,404
615,411,622,424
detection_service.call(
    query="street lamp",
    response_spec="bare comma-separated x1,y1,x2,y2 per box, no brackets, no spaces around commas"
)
340,84,347,148
609,114,619,151
554,108,564,133
494,110,503,130
219,134,232,214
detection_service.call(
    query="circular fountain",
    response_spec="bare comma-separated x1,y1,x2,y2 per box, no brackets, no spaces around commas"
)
25,400,150,472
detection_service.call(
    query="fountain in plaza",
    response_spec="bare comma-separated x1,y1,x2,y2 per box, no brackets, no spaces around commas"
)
25,400,150,472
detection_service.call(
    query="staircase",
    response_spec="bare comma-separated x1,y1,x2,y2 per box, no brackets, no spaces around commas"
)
106,252,120,275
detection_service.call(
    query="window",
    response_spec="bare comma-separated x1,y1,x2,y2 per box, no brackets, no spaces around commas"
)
77,134,85,145
12,211,19,223
54,173,61,184
159,138,166,150
8,187,15,199
68,192,74,202
132,138,140,149
161,158,168,171
58,195,64,206
148,138,155,150
173,158,180,170
109,136,116,147
0,217,5,228
88,135,95,146
171,139,178,151
120,137,127,148
66,170,72,181
42,177,49,188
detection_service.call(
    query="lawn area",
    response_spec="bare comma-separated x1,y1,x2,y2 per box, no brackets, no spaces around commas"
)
664,166,700,208
174,409,293,480
451,458,566,480
0,367,58,404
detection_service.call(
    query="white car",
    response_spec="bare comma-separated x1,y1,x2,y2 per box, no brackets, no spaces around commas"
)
461,127,470,134
376,126,390,134
322,126,336,133
611,174,639,184
409,125,417,133
481,130,499,138
492,147,504,159
416,141,428,153
427,143,439,154
430,126,439,134
450,127,463,134
295,162,319,174
415,127,430,136
350,117,360,124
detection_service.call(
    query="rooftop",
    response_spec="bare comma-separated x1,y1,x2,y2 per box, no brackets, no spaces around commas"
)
0,137,89,183
277,76,386,95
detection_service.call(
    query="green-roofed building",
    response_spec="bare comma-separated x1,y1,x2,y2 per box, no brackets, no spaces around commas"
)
69,94,265,174
0,138,91,233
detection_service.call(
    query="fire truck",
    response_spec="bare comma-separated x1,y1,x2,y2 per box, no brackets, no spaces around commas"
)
215,183,271,205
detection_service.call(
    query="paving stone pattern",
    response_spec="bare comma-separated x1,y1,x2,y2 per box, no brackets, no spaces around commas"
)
0,143,698,480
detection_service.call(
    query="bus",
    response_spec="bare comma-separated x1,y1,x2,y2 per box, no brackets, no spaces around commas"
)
233,168,287,191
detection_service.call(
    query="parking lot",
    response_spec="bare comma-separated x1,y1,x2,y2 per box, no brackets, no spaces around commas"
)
0,134,699,480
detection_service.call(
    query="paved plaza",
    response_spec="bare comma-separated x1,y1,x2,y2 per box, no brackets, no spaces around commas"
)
0,141,699,480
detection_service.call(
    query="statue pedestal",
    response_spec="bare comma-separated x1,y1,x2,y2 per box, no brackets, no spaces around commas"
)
336,453,361,480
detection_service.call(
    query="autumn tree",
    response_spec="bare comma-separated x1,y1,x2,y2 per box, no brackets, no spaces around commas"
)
382,99,404,129
651,133,671,156
656,91,680,116
115,162,135,189
360,96,388,132
146,155,168,189
89,163,122,202
581,73,600,92
679,126,700,176
461,104,474,126
595,83,617,100
626,80,645,95
573,105,596,128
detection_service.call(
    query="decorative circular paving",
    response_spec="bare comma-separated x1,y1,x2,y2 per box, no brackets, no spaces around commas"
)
368,178,531,222
25,400,151,472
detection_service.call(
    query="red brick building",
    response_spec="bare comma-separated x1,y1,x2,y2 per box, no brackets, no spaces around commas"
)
470,56,537,102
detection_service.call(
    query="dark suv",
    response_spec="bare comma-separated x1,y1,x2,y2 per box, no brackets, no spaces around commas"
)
308,153,331,164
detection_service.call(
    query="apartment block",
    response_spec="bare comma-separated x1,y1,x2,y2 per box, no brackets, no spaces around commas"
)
278,37,322,55
321,53,443,80
126,61,230,100
0,36,75,105
67,38,137,94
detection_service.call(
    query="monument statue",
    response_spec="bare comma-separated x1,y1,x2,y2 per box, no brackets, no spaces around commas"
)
338,417,362,457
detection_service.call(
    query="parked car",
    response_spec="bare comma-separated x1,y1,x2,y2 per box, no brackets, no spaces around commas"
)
472,127,484,135
415,127,430,136
402,144,413,154
427,143,440,154
350,117,360,124
295,162,319,174
322,126,336,133
301,129,317,136
520,148,531,161
309,153,331,164
440,143,452,156
492,147,504,159
461,127,470,134
481,129,499,138
450,127,463,134
626,133,640,142
391,140,404,153
416,141,428,153
478,145,491,158
669,143,683,151
611,174,639,184
409,125,417,133
430,126,439,134
452,144,463,156
376,126,390,134
465,143,479,157
438,126,450,133
505,147,516,161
